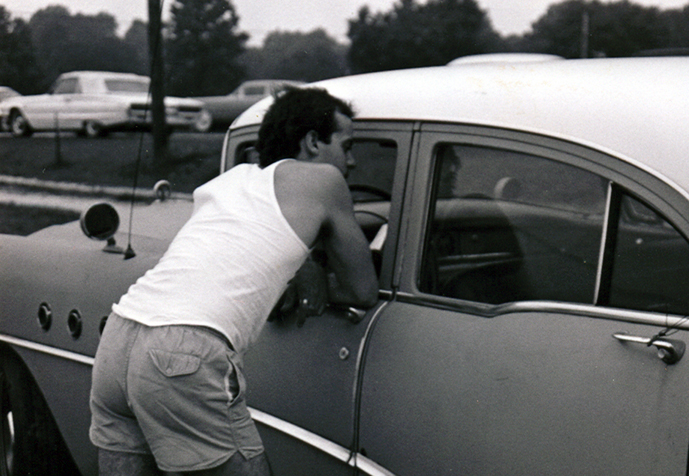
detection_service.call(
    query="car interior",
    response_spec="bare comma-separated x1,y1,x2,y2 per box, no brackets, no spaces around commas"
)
420,143,689,314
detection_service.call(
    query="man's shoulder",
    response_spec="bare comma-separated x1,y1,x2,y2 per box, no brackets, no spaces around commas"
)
275,161,345,192
276,160,340,176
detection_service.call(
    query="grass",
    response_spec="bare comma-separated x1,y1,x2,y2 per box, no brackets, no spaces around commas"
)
0,132,226,194
0,203,80,236
0,132,225,235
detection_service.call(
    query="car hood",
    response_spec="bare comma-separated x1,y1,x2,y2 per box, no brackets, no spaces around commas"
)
29,197,194,246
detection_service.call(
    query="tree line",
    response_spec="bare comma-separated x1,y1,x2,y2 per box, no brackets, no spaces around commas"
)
1,0,688,97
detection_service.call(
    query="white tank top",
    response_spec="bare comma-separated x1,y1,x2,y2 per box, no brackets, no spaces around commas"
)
113,160,309,354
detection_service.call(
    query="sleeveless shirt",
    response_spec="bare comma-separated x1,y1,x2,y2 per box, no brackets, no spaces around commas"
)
112,159,310,354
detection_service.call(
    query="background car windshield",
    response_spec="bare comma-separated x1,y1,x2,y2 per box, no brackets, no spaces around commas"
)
104,79,150,93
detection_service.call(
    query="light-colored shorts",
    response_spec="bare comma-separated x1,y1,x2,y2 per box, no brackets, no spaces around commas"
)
89,312,264,473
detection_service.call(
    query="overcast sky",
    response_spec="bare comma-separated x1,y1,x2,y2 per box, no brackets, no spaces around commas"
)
4,0,689,45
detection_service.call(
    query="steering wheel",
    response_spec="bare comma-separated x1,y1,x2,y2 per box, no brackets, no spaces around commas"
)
349,184,392,202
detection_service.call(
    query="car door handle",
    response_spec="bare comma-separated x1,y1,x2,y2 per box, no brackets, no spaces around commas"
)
328,304,368,324
613,332,686,365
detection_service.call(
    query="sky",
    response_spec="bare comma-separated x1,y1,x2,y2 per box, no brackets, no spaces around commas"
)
4,0,689,46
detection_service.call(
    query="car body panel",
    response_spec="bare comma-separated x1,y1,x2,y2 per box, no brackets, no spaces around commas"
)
358,122,689,474
0,197,192,475
0,86,20,101
0,71,210,133
359,302,689,475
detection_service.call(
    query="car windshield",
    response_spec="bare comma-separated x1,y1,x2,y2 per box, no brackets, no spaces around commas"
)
104,79,150,93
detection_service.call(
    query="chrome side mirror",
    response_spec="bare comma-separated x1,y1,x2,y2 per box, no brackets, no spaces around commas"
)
80,202,123,254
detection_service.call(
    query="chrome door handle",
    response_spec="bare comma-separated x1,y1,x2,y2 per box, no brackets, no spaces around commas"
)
328,305,367,324
613,333,686,365
344,306,367,324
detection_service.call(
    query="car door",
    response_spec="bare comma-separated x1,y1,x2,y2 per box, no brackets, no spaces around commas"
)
28,77,81,130
356,124,689,475
239,122,413,475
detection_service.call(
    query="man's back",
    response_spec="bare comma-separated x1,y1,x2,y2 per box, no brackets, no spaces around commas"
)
113,161,310,353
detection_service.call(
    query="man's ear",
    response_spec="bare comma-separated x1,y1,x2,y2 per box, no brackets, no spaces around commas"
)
300,130,319,157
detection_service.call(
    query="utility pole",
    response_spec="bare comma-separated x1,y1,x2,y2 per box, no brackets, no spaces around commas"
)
148,0,168,165
580,8,590,59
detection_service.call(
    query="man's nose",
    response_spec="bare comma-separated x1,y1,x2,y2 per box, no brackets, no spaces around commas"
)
346,152,356,170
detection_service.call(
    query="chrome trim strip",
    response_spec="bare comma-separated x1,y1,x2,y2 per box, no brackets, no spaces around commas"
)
355,300,391,400
594,180,614,304
0,334,95,366
395,293,689,329
248,407,396,476
495,301,689,329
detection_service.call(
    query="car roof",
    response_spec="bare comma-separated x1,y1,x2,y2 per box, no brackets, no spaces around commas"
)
446,53,564,65
232,57,689,197
59,71,149,81
241,79,305,87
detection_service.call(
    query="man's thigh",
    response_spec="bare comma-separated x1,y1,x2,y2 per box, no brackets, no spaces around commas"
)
164,452,272,476
98,449,161,476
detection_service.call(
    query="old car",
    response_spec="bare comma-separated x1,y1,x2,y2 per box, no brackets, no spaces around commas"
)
0,71,211,137
196,79,304,130
2,56,689,475
0,86,20,102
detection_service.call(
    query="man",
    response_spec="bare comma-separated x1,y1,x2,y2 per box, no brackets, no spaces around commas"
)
89,87,379,475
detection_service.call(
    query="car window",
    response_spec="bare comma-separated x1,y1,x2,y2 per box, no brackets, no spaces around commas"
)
419,143,606,304
243,86,266,96
52,78,80,94
347,139,397,202
230,138,397,201
104,79,150,93
608,194,689,315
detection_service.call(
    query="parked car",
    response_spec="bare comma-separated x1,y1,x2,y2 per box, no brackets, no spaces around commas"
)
0,71,211,137
196,79,304,130
446,52,564,65
3,57,689,476
0,86,20,102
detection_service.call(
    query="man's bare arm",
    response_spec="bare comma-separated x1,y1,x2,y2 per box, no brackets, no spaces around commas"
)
318,167,378,309
274,161,378,309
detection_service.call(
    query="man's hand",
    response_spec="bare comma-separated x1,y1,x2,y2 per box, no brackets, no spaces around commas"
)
268,257,328,327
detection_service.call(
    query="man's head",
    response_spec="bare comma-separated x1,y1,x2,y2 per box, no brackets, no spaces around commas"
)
256,87,355,174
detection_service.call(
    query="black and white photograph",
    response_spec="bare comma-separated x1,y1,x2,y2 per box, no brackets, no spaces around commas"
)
1,0,689,474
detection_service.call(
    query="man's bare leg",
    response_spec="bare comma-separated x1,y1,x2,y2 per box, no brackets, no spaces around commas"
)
164,451,271,476
99,449,162,476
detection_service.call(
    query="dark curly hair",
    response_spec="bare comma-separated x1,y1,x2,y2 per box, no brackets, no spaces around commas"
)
256,87,354,167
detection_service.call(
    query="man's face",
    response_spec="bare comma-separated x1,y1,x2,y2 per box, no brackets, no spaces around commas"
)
315,111,355,178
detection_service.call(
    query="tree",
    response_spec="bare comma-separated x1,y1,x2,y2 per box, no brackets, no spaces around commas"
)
347,0,504,73
28,6,144,87
165,0,248,96
241,29,348,82
0,6,43,94
524,0,673,58
123,20,150,75
662,5,689,49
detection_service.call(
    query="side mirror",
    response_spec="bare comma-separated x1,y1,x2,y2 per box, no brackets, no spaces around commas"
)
80,203,123,254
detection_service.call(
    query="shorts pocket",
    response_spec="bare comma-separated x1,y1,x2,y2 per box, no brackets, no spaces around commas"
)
225,351,248,407
149,349,201,377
